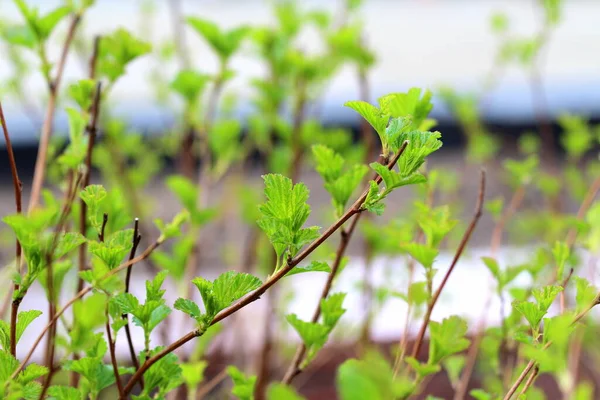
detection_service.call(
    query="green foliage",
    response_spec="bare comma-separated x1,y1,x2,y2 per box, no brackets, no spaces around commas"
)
170,70,210,104
154,210,191,242
286,293,346,365
286,260,331,277
187,17,249,62
175,272,262,328
257,174,320,268
112,272,171,349
267,383,306,400
98,28,152,82
0,310,42,351
228,366,256,400
312,145,369,216
428,316,471,365
337,351,415,400
166,176,216,226
512,285,563,332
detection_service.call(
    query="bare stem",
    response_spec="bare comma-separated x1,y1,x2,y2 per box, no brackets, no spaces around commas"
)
123,219,143,387
1,100,23,357
411,170,486,359
28,14,81,211
282,214,361,384
106,309,125,397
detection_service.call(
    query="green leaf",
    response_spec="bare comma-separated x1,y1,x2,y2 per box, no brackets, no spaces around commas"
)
532,285,563,314
181,361,207,389
18,363,48,384
79,185,107,234
394,130,443,174
170,70,210,103
155,210,190,241
88,229,133,270
174,298,202,323
470,389,493,400
320,293,346,328
512,300,546,330
443,355,465,388
98,28,152,82
482,257,501,284
370,162,427,195
344,101,389,151
336,351,415,400
552,241,570,280
286,314,329,347
404,357,441,379
400,243,438,270
257,174,320,263
428,316,470,365
139,348,182,396
227,366,256,400
47,386,82,400
37,6,71,39
573,277,597,312
2,24,36,49
286,261,331,277
267,383,305,400
192,272,262,323
186,17,249,61
378,88,433,128
16,310,43,346
312,145,345,183
68,79,96,110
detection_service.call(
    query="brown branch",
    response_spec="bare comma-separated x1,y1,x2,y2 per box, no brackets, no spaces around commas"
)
123,219,143,387
28,14,81,211
10,238,162,379
282,214,361,384
122,144,409,395
411,170,486,359
196,368,228,399
99,213,108,242
490,185,525,255
1,100,23,357
106,309,125,397
454,183,526,398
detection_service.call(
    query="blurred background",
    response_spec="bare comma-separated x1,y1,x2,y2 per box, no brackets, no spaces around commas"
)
1,1,600,398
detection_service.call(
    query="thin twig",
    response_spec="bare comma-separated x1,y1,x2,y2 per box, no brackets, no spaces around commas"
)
454,183,526,399
411,170,486,359
196,368,228,399
1,100,22,357
121,145,409,396
282,215,361,384
28,14,81,211
123,219,143,387
99,213,108,242
106,309,125,397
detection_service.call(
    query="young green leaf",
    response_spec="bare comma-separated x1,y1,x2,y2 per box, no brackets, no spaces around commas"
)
320,293,347,328
336,351,415,400
170,70,211,104
286,260,331,277
46,386,82,400
186,17,249,61
286,314,329,363
428,316,470,365
267,383,306,400
400,243,439,270
227,365,256,400
191,272,262,325
257,174,320,266
98,28,152,82
181,361,207,391
79,185,107,234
